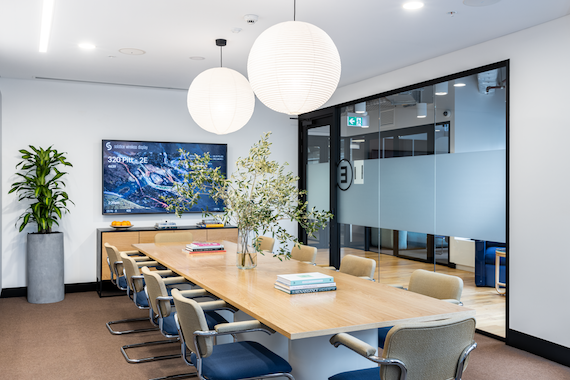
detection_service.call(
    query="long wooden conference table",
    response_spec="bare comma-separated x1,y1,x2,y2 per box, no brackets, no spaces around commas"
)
134,241,475,380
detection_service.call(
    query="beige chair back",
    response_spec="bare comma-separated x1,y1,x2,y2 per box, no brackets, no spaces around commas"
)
104,243,123,278
257,236,275,253
141,266,172,318
290,244,317,264
120,252,144,293
155,232,194,244
339,254,376,279
382,317,476,380
408,269,463,302
172,288,214,358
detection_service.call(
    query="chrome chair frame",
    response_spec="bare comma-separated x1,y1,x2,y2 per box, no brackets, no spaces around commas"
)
121,286,227,364
182,317,294,380
106,260,157,335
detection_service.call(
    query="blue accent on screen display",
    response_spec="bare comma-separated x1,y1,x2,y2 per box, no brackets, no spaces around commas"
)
102,140,227,215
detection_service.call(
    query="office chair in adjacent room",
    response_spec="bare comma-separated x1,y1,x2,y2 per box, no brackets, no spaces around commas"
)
290,244,317,264
378,269,464,348
154,231,194,244
257,235,276,253
170,288,295,380
329,317,477,380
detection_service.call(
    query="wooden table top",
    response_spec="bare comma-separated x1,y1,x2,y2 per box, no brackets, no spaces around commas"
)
134,241,475,340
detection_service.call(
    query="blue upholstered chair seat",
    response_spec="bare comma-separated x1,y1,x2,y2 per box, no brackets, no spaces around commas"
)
162,311,227,336
378,326,392,349
134,290,149,308
190,341,292,380
329,367,380,380
117,275,127,289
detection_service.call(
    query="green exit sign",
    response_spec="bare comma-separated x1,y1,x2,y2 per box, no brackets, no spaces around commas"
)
347,116,362,127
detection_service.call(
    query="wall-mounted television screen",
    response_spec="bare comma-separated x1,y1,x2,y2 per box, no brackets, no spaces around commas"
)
102,139,227,215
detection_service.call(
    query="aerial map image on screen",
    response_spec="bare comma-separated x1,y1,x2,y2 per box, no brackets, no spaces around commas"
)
102,140,226,214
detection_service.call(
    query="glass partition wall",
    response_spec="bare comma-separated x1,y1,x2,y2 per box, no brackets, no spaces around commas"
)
299,61,508,338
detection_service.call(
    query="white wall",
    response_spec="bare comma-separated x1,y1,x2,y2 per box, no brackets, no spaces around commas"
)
326,15,570,349
0,78,296,288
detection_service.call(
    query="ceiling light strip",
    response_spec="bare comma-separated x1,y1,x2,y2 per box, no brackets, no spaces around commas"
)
33,76,187,91
39,0,55,53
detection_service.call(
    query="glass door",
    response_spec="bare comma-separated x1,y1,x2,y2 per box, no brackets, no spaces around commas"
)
300,114,334,266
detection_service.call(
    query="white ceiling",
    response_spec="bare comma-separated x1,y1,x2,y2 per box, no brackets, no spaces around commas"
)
1,0,569,90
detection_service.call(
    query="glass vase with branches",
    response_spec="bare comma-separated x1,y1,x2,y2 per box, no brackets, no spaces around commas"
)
161,132,332,267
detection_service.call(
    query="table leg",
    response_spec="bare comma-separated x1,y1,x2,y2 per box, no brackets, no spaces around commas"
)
235,311,377,380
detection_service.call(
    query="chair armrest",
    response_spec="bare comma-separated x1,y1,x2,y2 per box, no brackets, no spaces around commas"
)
136,260,159,267
316,264,337,270
155,269,174,276
162,276,188,285
176,289,211,299
122,250,143,256
132,256,152,262
194,300,238,312
196,320,274,337
330,333,377,358
442,299,463,306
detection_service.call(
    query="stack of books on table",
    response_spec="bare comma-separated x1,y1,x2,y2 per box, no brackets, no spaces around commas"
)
274,272,336,294
185,242,226,253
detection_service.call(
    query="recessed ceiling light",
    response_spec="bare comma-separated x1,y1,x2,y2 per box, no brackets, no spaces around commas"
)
189,56,205,60
454,82,466,87
78,43,96,49
403,2,424,10
119,48,146,55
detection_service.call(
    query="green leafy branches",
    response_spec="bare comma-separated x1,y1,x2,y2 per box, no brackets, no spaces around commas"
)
9,145,74,234
161,132,333,260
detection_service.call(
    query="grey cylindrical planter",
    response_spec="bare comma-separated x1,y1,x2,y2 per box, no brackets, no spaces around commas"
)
27,232,64,304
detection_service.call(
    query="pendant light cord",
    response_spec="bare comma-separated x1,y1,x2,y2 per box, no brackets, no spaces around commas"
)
294,0,296,21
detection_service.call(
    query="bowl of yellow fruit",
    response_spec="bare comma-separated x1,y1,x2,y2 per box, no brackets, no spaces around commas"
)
111,220,133,229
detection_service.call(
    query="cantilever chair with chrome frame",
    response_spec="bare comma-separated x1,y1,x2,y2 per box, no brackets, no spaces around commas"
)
256,235,276,253
339,254,376,281
104,242,156,335
378,269,464,348
290,243,317,264
329,317,477,380
122,267,236,365
170,288,295,380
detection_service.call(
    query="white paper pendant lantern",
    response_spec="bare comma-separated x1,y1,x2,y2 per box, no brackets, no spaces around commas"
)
247,21,341,116
187,67,255,135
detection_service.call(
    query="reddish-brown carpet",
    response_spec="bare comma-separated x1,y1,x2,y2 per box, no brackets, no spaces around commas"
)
0,291,568,379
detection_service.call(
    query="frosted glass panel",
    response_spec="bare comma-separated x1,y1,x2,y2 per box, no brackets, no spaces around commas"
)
307,163,329,212
338,160,379,227
435,149,506,242
379,155,435,234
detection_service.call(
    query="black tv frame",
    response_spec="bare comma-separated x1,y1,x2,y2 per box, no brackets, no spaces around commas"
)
102,139,227,215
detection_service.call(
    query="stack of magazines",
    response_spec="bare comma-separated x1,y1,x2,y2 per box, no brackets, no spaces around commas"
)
185,242,226,253
274,272,336,294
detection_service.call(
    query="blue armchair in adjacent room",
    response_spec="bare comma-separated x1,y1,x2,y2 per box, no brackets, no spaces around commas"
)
474,240,506,287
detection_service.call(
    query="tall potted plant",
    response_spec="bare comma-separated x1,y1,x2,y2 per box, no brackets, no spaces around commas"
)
9,146,73,303
162,132,332,269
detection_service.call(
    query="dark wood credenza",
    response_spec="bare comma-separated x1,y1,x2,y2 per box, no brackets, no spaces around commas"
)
96,225,238,296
